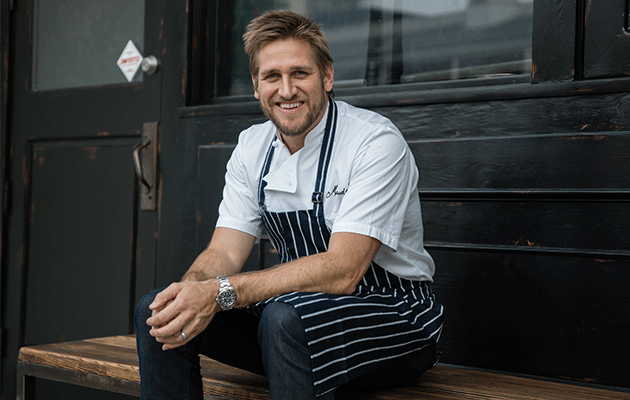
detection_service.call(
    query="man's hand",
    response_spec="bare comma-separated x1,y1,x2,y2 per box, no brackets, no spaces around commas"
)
146,280,220,350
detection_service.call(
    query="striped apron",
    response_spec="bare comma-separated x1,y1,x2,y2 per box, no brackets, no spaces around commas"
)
249,99,444,396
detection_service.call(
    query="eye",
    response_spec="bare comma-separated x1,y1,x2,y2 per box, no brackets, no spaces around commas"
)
263,73,280,80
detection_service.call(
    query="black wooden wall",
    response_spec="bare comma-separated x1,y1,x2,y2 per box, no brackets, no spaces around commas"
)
380,88,630,387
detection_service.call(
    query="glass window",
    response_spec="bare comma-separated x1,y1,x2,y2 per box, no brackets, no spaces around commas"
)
583,0,630,79
214,0,533,97
32,0,144,91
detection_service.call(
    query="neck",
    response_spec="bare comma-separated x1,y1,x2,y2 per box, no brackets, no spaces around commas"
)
279,131,307,154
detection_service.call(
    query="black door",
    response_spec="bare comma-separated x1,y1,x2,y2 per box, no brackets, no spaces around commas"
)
3,0,165,397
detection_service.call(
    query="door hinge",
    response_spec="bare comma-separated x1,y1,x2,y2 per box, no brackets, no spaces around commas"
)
10,0,15,11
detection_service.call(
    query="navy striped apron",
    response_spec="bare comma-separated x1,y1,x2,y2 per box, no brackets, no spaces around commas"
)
250,99,444,396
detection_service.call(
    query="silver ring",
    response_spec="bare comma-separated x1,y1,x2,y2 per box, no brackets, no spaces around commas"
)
181,331,188,341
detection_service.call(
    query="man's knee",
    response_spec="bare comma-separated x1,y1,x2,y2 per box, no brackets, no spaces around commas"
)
135,289,161,331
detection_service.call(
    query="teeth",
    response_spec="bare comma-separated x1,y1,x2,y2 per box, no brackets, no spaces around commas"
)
280,103,301,109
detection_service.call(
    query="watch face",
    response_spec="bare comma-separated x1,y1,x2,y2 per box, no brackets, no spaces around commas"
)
217,290,236,309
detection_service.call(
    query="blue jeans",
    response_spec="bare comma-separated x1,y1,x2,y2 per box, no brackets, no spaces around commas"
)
136,289,436,399
136,289,332,399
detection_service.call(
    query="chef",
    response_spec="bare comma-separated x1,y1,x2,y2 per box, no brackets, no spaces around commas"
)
136,10,444,400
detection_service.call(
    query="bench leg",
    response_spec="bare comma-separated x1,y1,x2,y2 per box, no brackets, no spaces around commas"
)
16,364,36,400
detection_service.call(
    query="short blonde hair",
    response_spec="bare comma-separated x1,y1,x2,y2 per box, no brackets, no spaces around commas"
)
243,10,333,92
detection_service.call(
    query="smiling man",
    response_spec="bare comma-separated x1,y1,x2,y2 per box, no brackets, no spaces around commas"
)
136,10,444,400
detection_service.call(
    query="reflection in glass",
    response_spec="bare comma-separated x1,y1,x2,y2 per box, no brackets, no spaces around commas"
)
216,0,533,97
32,0,144,91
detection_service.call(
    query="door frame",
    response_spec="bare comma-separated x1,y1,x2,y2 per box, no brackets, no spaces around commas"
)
0,0,10,394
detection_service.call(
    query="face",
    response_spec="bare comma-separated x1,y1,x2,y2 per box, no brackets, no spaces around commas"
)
253,39,334,139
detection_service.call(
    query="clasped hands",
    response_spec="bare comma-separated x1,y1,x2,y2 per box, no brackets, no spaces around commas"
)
146,279,220,350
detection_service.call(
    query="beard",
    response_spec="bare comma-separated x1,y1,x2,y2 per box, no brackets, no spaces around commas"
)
260,90,328,138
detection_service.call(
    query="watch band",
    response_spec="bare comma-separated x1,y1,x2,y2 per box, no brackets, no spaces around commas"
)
218,275,231,289
216,276,236,311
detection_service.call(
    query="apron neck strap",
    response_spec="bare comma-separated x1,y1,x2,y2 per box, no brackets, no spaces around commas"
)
312,98,338,216
257,98,338,216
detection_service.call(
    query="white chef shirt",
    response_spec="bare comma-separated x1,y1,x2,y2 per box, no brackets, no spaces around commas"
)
216,100,435,281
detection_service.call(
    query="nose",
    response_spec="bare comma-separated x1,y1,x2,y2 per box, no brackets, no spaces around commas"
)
278,76,297,99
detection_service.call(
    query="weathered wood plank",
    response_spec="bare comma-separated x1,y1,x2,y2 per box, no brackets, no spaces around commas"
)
422,199,630,253
18,336,630,399
410,132,630,190
19,335,269,398
338,366,630,400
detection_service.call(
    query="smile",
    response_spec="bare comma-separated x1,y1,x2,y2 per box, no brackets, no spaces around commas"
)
280,103,301,109
277,101,304,110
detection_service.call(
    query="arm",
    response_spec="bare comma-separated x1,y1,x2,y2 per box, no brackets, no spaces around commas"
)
147,229,380,349
232,231,381,306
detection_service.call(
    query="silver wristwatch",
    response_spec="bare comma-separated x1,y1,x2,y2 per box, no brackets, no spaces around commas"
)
215,276,236,311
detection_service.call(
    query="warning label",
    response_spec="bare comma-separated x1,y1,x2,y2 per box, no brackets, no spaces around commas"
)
117,40,143,82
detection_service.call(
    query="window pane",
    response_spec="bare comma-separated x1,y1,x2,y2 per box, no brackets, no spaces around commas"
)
32,0,144,91
216,0,533,97
583,0,630,79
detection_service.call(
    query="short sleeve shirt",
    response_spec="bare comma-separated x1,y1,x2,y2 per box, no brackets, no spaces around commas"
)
216,101,435,281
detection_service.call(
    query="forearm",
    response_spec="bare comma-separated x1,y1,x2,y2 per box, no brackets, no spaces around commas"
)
181,248,239,282
181,227,257,282
231,255,350,307
230,232,381,308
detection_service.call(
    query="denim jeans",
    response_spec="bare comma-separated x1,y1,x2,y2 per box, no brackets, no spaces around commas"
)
135,288,436,399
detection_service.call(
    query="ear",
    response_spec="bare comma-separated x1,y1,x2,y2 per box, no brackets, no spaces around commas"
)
323,64,334,93
252,75,260,99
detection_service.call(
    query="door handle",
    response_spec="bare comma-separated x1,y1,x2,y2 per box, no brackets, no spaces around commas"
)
133,137,151,190
134,122,159,211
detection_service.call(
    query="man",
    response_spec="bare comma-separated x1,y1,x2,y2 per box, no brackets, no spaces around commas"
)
136,10,444,399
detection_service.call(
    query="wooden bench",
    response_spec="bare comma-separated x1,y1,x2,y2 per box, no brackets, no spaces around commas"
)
17,335,630,400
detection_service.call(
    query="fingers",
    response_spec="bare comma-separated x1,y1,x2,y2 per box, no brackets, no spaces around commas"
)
149,284,181,311
154,324,190,350
150,307,190,338
155,314,214,351
147,284,185,328
145,280,220,350
150,304,203,338
146,306,173,331
159,326,193,351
